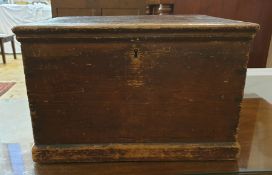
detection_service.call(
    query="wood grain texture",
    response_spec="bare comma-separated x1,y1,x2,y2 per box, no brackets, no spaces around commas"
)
22,41,249,145
32,143,239,163
13,15,258,163
13,15,259,32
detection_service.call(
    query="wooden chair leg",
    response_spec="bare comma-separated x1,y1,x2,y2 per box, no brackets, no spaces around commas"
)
11,38,17,59
0,41,6,64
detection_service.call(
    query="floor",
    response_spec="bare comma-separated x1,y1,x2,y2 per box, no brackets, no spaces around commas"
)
0,55,26,99
0,55,33,144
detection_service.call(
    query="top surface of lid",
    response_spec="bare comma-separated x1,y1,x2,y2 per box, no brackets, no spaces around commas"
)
13,15,259,33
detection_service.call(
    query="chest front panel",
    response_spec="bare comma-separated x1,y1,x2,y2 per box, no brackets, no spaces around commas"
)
22,40,249,144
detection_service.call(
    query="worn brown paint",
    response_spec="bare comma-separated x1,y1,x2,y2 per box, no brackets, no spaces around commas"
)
13,15,259,163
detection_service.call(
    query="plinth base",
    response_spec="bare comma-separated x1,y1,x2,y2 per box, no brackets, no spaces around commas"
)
32,142,239,163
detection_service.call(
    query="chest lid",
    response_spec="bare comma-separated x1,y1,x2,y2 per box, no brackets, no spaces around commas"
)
12,15,259,41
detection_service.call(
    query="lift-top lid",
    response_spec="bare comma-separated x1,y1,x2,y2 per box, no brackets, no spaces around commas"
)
12,15,259,41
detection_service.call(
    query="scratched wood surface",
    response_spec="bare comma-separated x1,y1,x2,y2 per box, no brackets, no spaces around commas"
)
13,15,259,163
13,15,258,31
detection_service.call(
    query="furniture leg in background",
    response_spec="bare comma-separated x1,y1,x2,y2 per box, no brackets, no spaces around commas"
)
0,40,6,64
0,35,17,64
11,38,17,60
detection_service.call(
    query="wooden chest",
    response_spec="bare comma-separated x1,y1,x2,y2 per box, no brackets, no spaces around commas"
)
13,15,259,163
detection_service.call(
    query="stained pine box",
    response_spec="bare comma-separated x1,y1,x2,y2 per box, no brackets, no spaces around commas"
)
13,15,259,163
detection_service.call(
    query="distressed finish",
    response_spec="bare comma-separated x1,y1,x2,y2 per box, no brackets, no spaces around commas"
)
13,15,259,163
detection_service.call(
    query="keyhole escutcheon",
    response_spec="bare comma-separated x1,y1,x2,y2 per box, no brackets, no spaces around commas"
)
133,48,139,58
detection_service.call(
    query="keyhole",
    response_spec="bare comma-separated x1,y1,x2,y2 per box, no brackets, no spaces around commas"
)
133,49,139,58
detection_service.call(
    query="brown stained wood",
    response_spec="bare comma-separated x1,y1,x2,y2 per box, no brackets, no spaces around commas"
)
21,41,249,145
172,0,272,68
50,0,271,68
12,15,259,33
32,143,239,163
12,15,259,163
51,0,147,17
